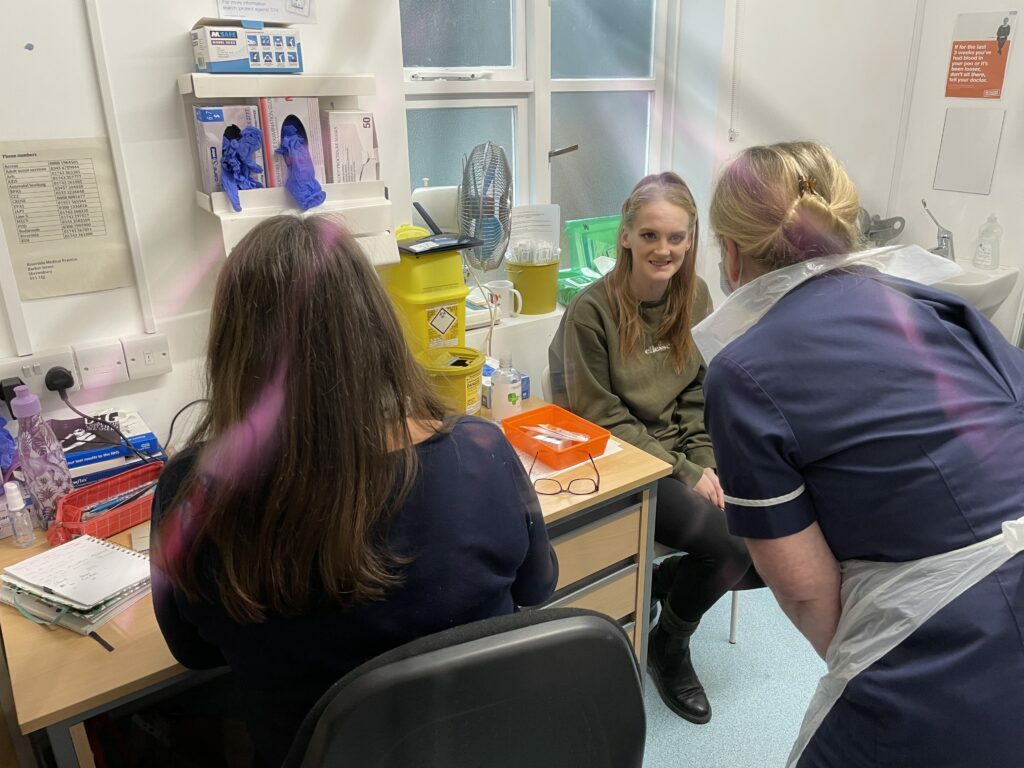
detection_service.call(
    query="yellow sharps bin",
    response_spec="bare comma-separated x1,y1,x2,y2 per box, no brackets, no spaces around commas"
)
380,225,469,355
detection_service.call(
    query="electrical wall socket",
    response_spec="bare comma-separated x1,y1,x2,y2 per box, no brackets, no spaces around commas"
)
120,333,172,380
73,340,129,390
0,347,80,399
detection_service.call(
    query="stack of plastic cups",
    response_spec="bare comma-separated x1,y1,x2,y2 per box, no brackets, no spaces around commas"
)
506,239,560,314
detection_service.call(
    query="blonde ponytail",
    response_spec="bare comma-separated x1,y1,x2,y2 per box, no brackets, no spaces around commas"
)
710,141,863,272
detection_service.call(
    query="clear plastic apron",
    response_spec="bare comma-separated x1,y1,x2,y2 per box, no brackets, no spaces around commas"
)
786,517,1024,768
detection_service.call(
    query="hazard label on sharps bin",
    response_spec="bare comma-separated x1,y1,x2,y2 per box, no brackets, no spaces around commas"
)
427,304,458,347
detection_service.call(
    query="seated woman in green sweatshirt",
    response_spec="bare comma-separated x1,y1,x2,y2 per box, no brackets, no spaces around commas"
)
549,172,759,724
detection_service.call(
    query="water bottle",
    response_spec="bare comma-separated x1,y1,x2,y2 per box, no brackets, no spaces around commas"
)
973,215,1002,270
10,386,72,529
491,353,523,422
4,481,35,548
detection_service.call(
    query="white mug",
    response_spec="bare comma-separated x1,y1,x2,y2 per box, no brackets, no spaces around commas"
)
485,280,523,318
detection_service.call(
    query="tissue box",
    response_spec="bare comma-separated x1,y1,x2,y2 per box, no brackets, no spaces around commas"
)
481,358,531,410
321,111,380,183
193,106,265,195
190,18,303,74
259,97,326,188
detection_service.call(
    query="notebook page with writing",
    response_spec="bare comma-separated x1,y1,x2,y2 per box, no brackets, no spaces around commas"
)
3,535,150,610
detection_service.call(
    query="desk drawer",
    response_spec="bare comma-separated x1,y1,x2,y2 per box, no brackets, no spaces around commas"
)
550,565,637,622
552,505,641,590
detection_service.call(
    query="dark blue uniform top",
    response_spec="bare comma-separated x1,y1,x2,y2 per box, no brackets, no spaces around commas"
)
704,268,1024,767
151,416,558,766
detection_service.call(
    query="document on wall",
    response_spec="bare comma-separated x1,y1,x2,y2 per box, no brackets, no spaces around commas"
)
945,11,1018,99
0,138,134,300
216,0,316,23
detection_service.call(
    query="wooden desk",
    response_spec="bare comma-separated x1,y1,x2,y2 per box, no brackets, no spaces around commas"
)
0,529,185,767
0,419,670,767
537,439,669,661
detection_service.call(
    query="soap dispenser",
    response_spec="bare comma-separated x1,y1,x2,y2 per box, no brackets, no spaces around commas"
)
973,215,1002,270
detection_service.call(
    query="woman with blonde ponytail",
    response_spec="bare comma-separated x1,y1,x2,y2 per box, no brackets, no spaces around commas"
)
549,172,761,725
704,141,1024,767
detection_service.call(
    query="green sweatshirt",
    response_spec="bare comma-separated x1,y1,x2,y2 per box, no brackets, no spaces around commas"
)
548,277,716,486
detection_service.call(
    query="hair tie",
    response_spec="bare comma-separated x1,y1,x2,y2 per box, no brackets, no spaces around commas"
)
798,175,818,196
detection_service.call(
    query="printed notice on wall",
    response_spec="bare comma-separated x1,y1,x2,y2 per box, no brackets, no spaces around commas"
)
216,0,316,23
945,10,1017,98
0,138,134,300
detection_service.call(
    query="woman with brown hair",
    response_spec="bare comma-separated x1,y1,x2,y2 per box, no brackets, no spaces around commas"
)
151,215,557,764
548,172,759,724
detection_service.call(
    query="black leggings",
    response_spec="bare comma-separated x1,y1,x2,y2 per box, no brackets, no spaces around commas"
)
653,477,763,623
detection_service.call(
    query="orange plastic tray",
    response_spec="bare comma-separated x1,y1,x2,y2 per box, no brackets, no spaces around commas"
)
46,461,164,545
502,405,610,470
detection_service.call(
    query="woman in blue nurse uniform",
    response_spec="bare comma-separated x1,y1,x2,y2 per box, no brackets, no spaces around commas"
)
700,141,1024,767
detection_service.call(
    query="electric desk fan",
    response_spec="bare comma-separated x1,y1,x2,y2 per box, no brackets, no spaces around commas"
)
458,141,512,355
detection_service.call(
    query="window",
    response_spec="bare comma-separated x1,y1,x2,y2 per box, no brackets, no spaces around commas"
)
400,0,669,260
406,103,522,198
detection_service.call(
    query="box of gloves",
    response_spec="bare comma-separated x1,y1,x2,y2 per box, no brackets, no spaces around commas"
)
259,97,326,189
321,110,380,183
190,18,303,74
193,105,265,195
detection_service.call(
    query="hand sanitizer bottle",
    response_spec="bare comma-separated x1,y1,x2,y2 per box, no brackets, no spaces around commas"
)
4,481,36,548
974,215,1002,270
491,353,523,422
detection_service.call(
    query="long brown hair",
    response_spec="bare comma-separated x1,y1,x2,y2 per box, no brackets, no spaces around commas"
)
709,141,863,273
161,215,450,623
605,172,701,371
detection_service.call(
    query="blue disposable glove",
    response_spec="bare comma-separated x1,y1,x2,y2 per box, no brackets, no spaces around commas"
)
276,124,326,211
221,125,264,212
0,417,15,474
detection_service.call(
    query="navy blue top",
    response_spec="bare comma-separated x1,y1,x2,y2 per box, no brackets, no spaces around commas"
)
704,269,1024,767
151,416,557,765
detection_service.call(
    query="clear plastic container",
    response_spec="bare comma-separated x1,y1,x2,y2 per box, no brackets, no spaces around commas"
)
10,386,72,529
973,215,1002,270
490,353,523,422
4,481,36,548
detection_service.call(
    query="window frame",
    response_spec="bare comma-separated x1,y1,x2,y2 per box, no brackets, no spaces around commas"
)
405,97,530,206
402,0,529,83
402,0,674,212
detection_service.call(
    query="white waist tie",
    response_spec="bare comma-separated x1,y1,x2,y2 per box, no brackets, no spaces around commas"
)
787,516,1024,768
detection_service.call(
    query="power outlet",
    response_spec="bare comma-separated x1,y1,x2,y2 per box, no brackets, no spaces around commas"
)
0,347,80,399
120,333,172,380
73,340,129,390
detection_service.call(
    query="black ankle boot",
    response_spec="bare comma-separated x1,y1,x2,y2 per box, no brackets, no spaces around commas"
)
649,555,684,624
647,603,711,724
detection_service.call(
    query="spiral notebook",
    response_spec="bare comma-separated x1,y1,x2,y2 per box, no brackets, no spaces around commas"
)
2,535,150,612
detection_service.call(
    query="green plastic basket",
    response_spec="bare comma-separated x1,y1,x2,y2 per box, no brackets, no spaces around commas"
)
564,215,621,271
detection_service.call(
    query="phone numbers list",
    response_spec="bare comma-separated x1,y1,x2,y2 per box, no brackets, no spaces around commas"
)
3,159,108,244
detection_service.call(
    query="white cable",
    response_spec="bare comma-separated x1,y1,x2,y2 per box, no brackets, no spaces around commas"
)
467,266,495,359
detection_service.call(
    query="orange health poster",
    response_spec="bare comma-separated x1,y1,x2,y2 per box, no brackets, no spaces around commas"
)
946,10,1018,99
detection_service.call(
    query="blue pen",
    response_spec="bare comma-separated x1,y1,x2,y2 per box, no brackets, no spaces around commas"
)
81,482,157,520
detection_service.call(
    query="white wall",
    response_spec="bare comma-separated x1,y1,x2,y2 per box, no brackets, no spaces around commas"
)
892,0,1024,341
0,1,411,446
682,0,921,305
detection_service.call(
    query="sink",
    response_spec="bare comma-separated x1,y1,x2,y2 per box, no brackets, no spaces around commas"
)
933,265,1019,317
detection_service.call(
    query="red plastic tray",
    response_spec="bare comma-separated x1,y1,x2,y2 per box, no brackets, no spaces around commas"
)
502,405,610,470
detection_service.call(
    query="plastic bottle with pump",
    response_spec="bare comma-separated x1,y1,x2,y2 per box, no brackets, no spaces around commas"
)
4,481,35,548
490,353,523,422
10,386,72,529
973,215,1003,270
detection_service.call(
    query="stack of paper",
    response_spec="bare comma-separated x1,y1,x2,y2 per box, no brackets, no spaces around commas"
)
0,536,151,635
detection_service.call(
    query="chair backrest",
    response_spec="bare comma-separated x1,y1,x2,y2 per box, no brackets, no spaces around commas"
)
284,608,645,768
541,365,552,403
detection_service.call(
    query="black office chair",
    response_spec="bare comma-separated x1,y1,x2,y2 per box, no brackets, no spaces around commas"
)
282,608,645,768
